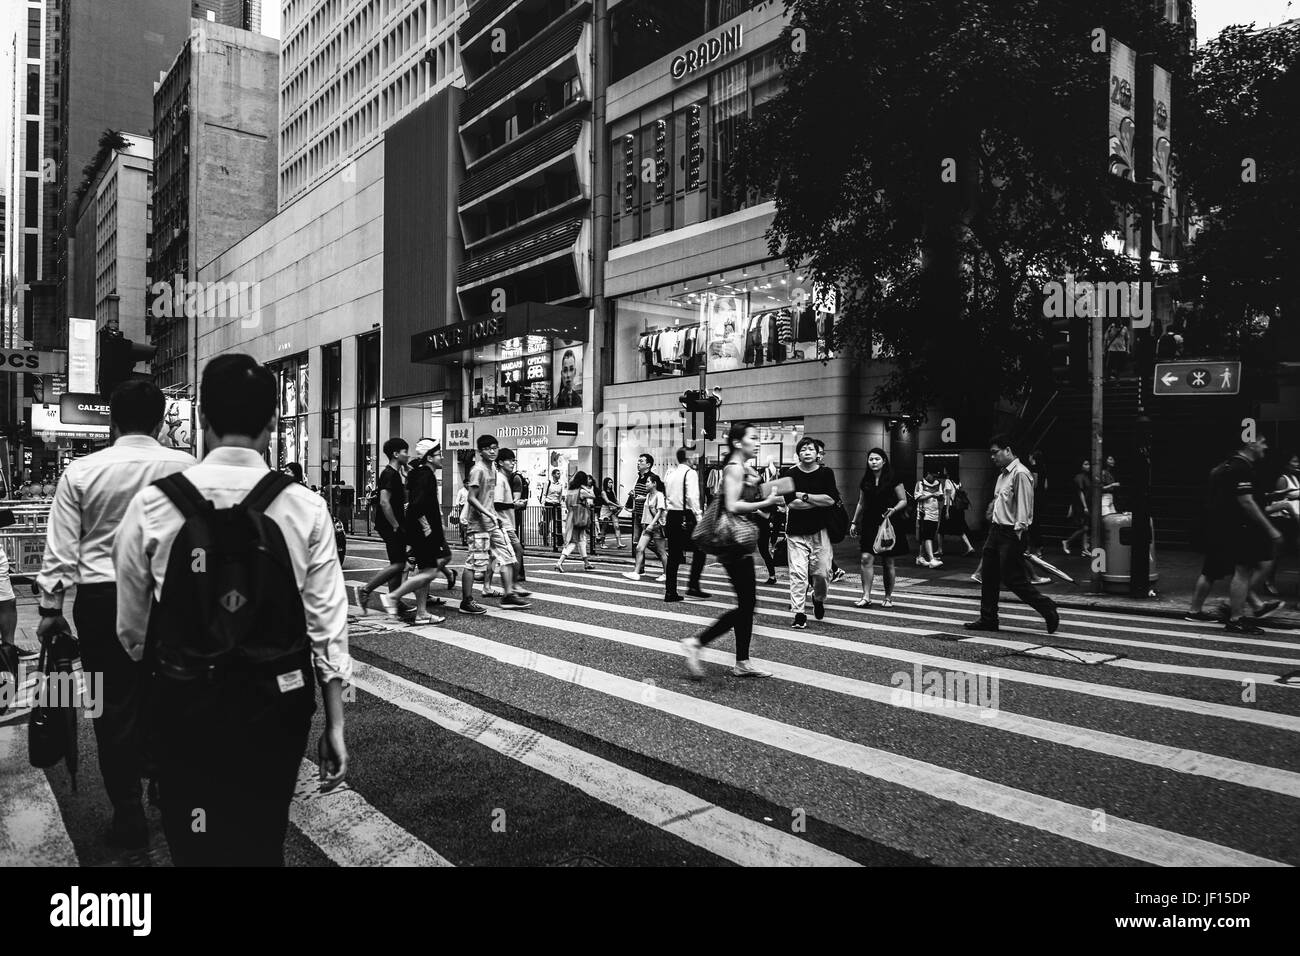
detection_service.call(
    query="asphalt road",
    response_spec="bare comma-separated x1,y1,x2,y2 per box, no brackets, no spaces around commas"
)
5,536,1299,867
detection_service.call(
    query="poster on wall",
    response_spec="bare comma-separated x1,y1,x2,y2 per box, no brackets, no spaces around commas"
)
704,294,746,372
553,344,583,409
1108,39,1137,182
281,368,298,417
1151,63,1173,258
159,399,193,449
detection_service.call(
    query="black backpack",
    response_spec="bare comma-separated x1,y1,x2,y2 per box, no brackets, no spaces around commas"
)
517,471,531,503
143,472,314,751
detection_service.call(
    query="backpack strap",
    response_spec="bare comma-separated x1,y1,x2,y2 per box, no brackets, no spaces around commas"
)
240,471,295,515
153,473,212,521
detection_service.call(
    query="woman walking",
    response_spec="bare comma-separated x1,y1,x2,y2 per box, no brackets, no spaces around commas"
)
596,477,625,549
679,422,784,679
555,471,597,572
939,469,977,556
622,473,668,580
848,448,909,608
913,467,944,568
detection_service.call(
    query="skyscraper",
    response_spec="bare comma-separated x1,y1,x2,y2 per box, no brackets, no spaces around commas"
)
191,0,262,34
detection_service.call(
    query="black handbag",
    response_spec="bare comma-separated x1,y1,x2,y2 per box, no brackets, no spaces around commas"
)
29,627,81,790
825,499,849,544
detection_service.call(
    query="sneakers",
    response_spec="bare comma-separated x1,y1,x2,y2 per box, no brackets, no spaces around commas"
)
764,576,778,586
931,559,944,568
813,599,825,621
514,586,533,598
458,600,488,615
792,612,807,629
482,584,502,597
971,571,983,584
732,660,773,678
1225,618,1265,635
680,637,704,679
1184,610,1219,622
654,574,667,583
622,571,641,581
1253,600,1281,619
379,593,401,616
1029,575,1052,586
830,568,847,583
410,614,444,626
500,594,532,609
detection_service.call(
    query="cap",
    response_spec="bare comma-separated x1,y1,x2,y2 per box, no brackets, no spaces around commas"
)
413,438,440,458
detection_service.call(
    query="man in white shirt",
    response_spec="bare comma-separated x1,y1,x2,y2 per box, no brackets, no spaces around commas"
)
114,354,350,865
35,381,195,849
663,448,709,601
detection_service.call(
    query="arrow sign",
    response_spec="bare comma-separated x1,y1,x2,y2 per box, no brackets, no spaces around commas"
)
1153,360,1241,396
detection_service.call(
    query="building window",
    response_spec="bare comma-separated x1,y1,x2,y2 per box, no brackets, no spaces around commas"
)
27,10,41,58
271,353,310,472
321,341,342,486
469,337,584,417
357,332,381,492
612,264,840,384
26,66,39,114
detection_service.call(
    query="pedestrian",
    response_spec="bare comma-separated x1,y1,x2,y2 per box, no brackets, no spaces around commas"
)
1101,455,1121,516
596,477,625,549
1105,320,1130,379
114,354,349,866
1063,459,1092,556
555,471,597,572
496,448,530,584
628,454,658,548
34,380,195,849
1264,451,1299,597
938,469,976,557
964,435,1060,635
452,484,469,547
814,440,847,582
282,462,305,484
0,542,18,716
663,448,709,602
913,467,944,568
357,438,410,615
584,474,600,555
1185,439,1283,633
679,422,783,679
848,448,909,608
753,492,779,586
382,439,453,624
542,468,564,550
459,435,531,613
623,472,668,580
782,437,840,628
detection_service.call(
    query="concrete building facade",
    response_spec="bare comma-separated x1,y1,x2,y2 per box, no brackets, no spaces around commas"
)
150,18,279,388
191,0,263,33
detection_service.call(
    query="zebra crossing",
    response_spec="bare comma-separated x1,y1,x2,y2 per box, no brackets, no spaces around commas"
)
5,550,1299,866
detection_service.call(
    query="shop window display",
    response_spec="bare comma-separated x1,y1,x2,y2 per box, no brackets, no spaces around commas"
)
614,266,840,383
271,354,310,473
470,337,585,418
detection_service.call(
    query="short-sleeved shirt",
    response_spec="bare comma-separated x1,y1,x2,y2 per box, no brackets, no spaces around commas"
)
495,470,517,533
466,461,500,533
1208,454,1255,530
403,463,443,541
1073,471,1090,498
375,464,405,534
782,465,840,536
914,479,942,522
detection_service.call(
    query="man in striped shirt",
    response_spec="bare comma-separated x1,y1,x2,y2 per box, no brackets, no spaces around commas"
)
965,434,1059,634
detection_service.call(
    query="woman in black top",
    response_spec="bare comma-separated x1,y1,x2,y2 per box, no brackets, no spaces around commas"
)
848,448,909,608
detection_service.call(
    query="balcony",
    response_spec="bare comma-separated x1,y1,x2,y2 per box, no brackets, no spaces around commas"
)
459,14,585,128
456,216,583,289
460,118,582,208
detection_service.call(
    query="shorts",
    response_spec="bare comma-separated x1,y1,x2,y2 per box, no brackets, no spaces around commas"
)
379,527,406,564
465,530,515,573
1201,522,1272,580
918,519,939,543
408,531,451,569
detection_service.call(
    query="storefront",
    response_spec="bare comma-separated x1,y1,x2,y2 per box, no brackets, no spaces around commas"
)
443,411,595,507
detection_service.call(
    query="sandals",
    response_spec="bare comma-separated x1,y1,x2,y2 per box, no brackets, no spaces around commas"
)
355,587,371,615
854,598,873,608
583,562,595,572
554,561,566,573
882,599,895,608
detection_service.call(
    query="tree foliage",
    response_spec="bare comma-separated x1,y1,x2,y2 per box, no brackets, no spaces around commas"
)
732,0,1190,418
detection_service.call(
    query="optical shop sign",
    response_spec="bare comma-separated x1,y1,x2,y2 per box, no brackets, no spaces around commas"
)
670,24,743,80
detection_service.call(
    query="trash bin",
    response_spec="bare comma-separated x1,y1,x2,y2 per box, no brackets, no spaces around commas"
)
1100,512,1159,593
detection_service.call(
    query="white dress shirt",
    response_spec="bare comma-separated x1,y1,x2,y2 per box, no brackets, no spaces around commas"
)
36,434,196,607
990,457,1036,532
664,463,701,514
112,446,352,686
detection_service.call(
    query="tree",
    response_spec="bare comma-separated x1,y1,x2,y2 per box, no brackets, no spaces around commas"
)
73,129,131,206
1178,21,1300,371
732,0,1189,419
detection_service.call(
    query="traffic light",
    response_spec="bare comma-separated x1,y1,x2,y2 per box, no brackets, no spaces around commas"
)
98,330,157,396
1049,317,1089,387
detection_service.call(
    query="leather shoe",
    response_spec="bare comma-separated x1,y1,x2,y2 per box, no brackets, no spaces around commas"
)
686,588,711,599
1046,610,1060,635
664,594,684,603
963,619,999,632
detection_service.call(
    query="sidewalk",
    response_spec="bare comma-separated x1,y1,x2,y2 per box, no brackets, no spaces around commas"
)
350,532,1300,629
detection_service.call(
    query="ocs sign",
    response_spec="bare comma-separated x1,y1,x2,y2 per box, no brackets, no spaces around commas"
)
0,347,61,375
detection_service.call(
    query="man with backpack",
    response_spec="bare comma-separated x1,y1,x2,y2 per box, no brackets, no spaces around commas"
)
357,438,410,614
35,380,195,849
114,354,350,866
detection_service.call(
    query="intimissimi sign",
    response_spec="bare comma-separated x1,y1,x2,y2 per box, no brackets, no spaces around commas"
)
669,24,743,80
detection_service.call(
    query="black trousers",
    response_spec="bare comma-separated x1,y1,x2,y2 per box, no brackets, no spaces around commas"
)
72,583,143,815
754,514,776,577
544,504,562,550
154,675,313,867
696,551,757,661
980,525,1057,625
665,511,706,596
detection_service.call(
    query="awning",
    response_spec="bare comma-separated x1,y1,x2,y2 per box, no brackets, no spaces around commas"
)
411,302,588,366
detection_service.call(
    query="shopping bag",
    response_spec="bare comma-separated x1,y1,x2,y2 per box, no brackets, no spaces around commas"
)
871,519,897,555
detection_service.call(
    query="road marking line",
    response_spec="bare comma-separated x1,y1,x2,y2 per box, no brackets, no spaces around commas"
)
349,662,860,867
392,625,1287,867
494,586,1300,731
444,607,1300,799
289,759,453,867
0,725,79,867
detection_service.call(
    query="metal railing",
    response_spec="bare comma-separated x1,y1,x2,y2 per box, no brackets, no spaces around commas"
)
1,499,53,578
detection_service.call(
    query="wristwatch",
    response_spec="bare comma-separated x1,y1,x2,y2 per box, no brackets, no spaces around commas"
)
800,493,810,503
